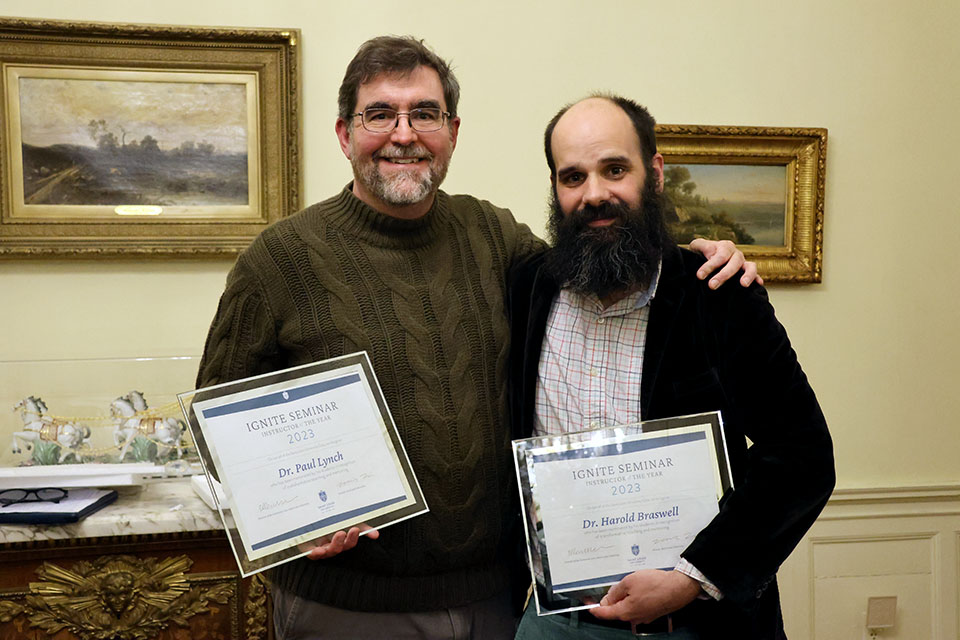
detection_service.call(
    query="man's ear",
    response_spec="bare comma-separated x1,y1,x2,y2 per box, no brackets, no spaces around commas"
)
335,118,352,159
448,115,461,151
651,153,665,193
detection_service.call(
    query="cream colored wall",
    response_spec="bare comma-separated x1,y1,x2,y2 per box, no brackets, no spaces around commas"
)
1,1,958,491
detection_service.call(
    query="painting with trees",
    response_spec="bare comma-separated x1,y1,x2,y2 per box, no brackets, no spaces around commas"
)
655,124,827,282
18,75,251,208
663,163,787,247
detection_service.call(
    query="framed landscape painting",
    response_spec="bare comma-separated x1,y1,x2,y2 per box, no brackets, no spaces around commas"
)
0,18,301,256
655,124,827,283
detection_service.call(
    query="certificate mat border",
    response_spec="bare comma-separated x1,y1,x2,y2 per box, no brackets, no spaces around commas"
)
178,352,428,577
196,369,415,558
512,411,732,615
540,427,718,593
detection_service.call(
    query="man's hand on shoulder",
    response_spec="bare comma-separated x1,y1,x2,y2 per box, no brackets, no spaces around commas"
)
590,569,701,625
297,524,379,560
689,238,763,289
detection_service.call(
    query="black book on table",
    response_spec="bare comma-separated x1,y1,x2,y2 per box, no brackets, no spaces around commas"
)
0,488,118,525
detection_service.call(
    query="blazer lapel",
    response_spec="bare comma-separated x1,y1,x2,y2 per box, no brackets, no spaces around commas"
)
642,249,686,417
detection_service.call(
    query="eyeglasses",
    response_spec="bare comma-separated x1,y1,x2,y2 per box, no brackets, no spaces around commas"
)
0,487,67,507
352,108,450,133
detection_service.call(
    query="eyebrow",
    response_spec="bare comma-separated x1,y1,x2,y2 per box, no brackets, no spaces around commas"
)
556,166,582,181
361,99,443,111
599,155,633,167
362,100,394,111
414,99,442,110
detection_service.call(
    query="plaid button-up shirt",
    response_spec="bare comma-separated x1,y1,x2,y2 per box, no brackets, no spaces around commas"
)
533,265,659,437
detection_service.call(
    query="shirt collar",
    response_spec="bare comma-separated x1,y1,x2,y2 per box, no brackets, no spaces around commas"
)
561,259,662,315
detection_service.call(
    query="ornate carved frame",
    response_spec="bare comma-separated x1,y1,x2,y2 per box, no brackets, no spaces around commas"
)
0,17,300,257
656,124,827,283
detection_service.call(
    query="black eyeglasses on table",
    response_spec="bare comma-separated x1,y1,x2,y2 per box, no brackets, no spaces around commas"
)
0,487,67,507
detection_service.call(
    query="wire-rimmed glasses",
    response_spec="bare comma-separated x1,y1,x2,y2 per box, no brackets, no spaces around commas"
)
352,107,450,133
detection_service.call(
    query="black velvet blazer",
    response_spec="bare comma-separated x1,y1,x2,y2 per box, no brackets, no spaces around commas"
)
507,246,835,639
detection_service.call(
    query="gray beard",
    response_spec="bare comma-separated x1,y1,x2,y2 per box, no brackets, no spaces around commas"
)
351,144,448,207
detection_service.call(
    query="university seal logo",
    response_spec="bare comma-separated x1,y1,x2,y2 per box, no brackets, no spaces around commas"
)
631,544,640,556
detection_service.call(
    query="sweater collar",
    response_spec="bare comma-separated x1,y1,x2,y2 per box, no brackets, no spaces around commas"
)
321,184,447,248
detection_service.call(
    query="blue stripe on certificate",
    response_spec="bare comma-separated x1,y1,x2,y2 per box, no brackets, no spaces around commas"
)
532,431,705,464
251,495,406,550
553,567,673,592
201,374,361,419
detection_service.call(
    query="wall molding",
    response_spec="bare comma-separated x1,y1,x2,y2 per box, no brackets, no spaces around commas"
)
779,483,960,639
820,484,960,521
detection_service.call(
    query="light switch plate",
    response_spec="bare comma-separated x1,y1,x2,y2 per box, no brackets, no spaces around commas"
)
866,596,897,630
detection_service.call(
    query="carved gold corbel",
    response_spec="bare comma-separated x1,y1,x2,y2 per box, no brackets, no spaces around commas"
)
0,554,235,640
244,573,270,638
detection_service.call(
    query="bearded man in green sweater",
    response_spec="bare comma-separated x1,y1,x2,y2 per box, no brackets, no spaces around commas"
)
196,35,757,640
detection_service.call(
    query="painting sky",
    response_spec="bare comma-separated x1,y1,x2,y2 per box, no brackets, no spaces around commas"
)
18,75,249,154
673,164,786,205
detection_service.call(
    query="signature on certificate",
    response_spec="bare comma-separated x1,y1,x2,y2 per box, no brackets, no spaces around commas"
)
258,496,299,513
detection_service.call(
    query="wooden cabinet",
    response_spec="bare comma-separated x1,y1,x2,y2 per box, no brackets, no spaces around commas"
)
0,480,273,640
0,530,272,640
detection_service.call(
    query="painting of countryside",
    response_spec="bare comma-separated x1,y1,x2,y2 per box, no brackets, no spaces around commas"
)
18,76,250,208
664,163,787,247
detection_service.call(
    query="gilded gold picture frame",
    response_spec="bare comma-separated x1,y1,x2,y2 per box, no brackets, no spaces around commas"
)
0,18,300,257
655,124,827,283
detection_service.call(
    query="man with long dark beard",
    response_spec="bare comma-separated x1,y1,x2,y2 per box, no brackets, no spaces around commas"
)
508,95,834,639
543,160,668,305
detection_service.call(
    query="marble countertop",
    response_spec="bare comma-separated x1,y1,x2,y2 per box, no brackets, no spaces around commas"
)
0,477,223,545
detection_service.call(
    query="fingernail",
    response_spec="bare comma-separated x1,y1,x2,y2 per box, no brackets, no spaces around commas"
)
709,279,718,289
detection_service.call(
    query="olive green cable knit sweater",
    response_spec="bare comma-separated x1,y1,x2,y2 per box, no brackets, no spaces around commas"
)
196,185,543,611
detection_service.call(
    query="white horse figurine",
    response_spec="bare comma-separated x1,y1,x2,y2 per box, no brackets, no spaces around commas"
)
110,391,185,461
11,396,91,463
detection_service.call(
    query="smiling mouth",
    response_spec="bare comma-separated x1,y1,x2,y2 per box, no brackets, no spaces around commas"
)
378,157,425,165
587,217,618,227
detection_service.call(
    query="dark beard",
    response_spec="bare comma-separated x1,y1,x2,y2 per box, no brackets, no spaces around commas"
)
544,172,670,300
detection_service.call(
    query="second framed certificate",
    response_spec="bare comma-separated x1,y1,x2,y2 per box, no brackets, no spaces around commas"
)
179,352,427,577
513,412,732,615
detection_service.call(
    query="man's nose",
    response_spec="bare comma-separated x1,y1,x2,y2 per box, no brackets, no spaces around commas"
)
390,114,418,145
581,175,610,207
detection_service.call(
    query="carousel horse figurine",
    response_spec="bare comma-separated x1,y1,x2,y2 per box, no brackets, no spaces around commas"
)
11,396,91,463
110,392,186,461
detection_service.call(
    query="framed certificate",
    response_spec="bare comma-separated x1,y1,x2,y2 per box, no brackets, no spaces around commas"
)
178,352,428,577
512,412,732,615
